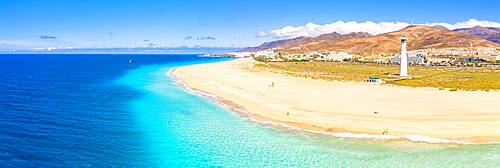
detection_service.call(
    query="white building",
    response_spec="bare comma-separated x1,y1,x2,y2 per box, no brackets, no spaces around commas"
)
390,53,426,65
306,51,325,58
255,50,276,59
227,52,252,58
325,52,353,62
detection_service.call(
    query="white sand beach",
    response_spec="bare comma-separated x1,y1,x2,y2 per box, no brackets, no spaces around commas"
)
173,58,500,144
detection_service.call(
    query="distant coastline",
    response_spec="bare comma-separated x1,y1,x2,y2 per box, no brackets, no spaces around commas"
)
0,46,240,55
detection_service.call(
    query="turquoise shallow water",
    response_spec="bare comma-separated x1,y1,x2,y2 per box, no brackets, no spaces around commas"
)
118,60,500,167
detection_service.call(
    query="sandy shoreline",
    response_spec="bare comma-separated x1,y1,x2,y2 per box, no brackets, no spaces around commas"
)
172,58,500,144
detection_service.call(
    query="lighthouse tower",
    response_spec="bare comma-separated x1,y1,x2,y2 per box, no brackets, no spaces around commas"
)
400,35,408,77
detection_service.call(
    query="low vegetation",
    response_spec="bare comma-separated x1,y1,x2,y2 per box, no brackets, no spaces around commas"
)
253,56,271,62
254,62,500,91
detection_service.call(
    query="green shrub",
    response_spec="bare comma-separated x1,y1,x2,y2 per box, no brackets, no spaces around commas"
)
254,56,270,62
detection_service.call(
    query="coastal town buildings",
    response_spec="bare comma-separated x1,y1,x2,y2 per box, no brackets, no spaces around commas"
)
230,44,498,66
323,52,353,62
409,47,499,58
255,50,276,59
227,52,253,58
452,57,488,64
390,53,426,65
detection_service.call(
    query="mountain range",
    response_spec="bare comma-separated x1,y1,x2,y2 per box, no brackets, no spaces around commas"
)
242,26,500,56
453,26,500,43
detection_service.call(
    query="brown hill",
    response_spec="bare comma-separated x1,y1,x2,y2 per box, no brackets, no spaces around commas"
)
276,25,499,56
432,25,449,31
239,32,370,52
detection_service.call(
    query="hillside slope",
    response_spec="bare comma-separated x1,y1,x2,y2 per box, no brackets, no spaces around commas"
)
279,26,498,55
454,26,500,44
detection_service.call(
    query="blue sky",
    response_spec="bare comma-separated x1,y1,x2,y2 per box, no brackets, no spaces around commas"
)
0,0,499,51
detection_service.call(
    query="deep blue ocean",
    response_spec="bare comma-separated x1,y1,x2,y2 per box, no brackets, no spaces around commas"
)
0,54,226,166
0,54,498,167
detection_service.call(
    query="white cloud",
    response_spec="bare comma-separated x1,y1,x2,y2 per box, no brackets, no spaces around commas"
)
260,19,500,39
255,31,268,38
426,19,500,30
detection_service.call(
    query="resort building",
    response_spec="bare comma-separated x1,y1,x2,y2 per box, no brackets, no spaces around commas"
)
452,57,488,64
323,52,353,62
390,53,426,65
255,50,276,59
410,47,499,58
227,52,253,58
306,51,324,59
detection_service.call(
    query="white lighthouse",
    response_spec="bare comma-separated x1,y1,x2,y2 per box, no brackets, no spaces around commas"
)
400,35,408,77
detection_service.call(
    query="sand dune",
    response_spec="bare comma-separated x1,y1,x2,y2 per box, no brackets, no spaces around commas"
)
173,58,500,144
